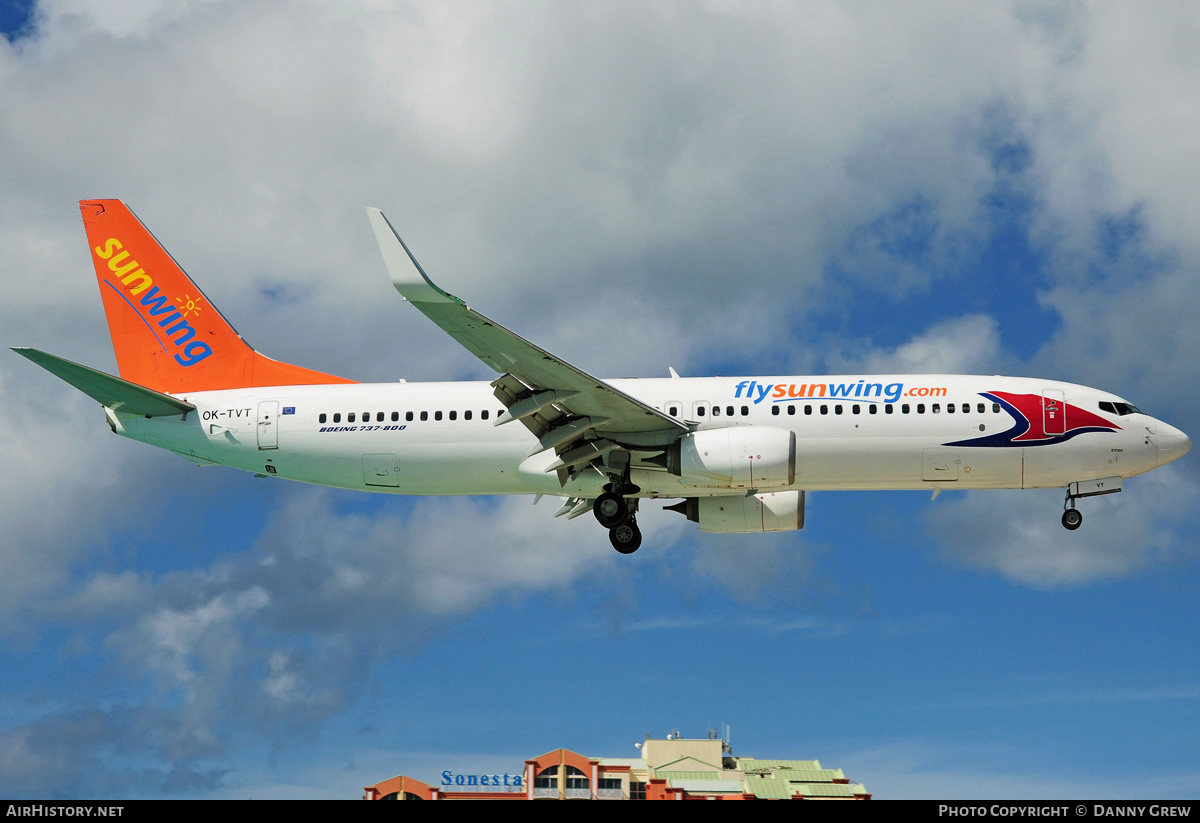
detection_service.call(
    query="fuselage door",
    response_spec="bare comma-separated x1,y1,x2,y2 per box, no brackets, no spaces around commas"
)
1043,389,1065,436
362,453,400,487
257,400,279,450
922,448,959,481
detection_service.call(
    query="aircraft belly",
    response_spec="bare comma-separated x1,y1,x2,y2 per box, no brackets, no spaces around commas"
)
793,437,922,489
951,447,1023,488
389,442,528,495
778,437,1027,491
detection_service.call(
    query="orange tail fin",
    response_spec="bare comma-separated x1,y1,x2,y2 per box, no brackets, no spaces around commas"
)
81,200,355,393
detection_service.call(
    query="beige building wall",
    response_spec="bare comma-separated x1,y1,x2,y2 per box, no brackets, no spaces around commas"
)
640,737,724,771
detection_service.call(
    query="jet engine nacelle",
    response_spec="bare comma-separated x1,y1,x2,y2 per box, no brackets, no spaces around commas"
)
668,490,806,533
667,426,796,489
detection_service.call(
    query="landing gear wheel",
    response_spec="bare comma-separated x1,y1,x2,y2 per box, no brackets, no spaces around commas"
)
1061,508,1083,530
610,519,642,554
593,491,629,528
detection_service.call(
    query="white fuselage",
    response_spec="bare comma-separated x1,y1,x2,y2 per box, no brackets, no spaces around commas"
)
110,374,1186,499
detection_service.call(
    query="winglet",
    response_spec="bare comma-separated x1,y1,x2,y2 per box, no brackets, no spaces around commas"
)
366,208,457,304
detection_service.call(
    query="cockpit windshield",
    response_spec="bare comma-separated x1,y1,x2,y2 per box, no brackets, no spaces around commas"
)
1099,401,1141,416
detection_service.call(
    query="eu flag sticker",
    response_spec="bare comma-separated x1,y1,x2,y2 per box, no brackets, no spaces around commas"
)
282,407,296,415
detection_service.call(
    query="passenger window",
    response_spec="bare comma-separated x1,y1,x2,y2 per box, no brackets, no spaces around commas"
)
435,411,443,421
932,404,940,413
835,405,843,415
333,413,341,423
697,406,706,417
712,406,721,417
947,403,955,414
740,406,749,416
992,403,1000,413
771,406,780,416
902,404,910,414
917,404,925,414
668,406,679,416
805,405,813,415
391,412,399,422
406,411,414,422
449,410,457,421
377,412,385,422
977,403,985,413
787,405,796,416
852,404,860,414
348,412,356,423
420,411,428,421
728,406,736,416
481,410,489,420
363,412,369,421
885,404,893,414
465,410,472,420
820,405,828,415
319,413,327,424
962,403,969,413
869,405,878,415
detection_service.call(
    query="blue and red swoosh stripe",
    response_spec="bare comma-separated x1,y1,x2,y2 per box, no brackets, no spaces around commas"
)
943,392,1120,448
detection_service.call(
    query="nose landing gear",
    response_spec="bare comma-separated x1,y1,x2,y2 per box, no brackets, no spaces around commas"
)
1061,507,1083,530
1062,486,1083,530
1060,477,1123,530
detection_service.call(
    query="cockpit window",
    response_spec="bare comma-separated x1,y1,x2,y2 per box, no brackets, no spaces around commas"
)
1100,401,1141,416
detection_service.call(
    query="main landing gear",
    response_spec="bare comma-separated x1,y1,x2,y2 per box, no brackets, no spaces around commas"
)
609,519,642,554
594,481,642,553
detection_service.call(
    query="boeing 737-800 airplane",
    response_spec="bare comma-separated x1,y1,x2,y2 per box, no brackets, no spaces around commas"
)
13,200,1191,553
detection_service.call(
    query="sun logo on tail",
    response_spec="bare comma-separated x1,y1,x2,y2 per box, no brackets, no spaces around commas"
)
176,293,203,318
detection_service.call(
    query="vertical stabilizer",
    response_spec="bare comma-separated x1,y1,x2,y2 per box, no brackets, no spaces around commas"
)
80,200,354,393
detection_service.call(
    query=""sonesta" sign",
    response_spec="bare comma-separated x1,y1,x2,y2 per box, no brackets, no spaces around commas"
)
441,770,524,788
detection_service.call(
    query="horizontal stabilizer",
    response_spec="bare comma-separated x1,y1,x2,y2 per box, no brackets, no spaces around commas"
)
12,348,196,417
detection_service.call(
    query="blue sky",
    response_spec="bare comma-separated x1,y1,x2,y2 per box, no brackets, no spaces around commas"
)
1,1,1198,799
0,1,32,40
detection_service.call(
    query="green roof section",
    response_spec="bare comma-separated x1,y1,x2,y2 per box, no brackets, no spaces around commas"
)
665,779,744,794
789,783,857,798
736,758,822,772
772,768,846,782
743,776,796,799
654,770,722,780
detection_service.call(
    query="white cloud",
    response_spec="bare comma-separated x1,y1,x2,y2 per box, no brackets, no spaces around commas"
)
924,466,1199,586
2,0,1200,797
828,314,1006,376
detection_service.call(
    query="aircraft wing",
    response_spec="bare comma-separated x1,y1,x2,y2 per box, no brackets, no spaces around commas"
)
367,208,687,459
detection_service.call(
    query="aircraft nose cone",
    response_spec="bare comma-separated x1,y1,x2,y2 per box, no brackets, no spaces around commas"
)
1156,422,1192,467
